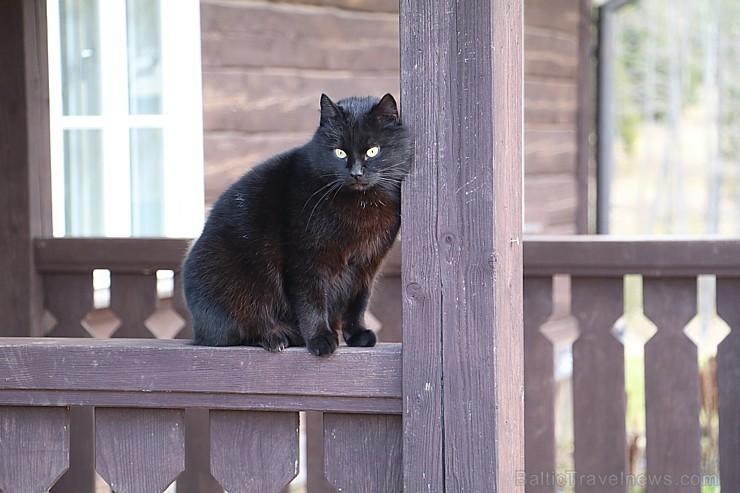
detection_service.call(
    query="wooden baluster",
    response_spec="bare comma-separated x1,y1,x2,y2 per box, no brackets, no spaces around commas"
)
571,276,626,492
44,273,94,337
305,411,335,493
172,271,193,339
643,277,701,493
175,408,223,493
717,277,740,491
324,413,402,493
210,410,298,493
109,272,157,338
523,276,555,493
95,408,185,493
0,407,69,492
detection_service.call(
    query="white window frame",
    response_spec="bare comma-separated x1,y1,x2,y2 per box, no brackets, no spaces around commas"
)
47,0,205,238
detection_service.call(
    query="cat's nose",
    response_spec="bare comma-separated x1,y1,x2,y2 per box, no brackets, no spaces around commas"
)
349,162,364,180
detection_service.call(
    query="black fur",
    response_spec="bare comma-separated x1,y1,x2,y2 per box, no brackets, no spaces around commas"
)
182,94,412,356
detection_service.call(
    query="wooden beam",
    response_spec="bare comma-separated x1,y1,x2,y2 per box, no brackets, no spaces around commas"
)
0,0,52,336
400,1,524,491
0,339,402,413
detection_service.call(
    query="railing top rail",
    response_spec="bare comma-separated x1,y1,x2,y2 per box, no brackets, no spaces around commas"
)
0,338,402,413
35,238,191,273
524,236,740,276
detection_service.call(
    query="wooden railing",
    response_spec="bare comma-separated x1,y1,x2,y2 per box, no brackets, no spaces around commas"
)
0,237,738,492
523,238,740,493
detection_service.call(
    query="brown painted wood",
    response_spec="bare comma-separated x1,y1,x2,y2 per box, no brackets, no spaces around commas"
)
305,412,335,493
43,273,94,338
0,339,401,412
50,406,96,493
175,409,223,493
324,413,402,493
524,238,740,276
109,273,158,338
523,276,555,493
716,277,740,491
172,272,194,339
201,2,399,71
34,238,190,273
0,0,52,337
400,0,524,491
210,410,299,493
96,408,185,493
571,276,626,492
0,406,69,493
575,0,593,233
643,277,701,493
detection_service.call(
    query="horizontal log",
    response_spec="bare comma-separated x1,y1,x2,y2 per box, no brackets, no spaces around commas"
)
0,338,402,413
35,238,190,273
524,237,740,276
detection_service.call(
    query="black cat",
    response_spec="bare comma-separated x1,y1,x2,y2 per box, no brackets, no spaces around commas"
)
182,93,412,356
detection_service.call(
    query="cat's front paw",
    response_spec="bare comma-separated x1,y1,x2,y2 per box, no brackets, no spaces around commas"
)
343,327,377,347
307,331,339,357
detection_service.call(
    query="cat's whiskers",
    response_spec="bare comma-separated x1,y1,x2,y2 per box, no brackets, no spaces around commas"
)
301,178,343,214
306,179,343,231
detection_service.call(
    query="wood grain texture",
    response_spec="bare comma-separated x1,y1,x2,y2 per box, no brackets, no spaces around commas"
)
571,277,626,493
399,0,446,489
523,277,555,493
50,406,96,493
324,413,402,493
96,408,185,493
0,0,51,337
575,0,592,233
175,408,223,493
643,277,701,493
201,2,399,71
716,277,740,491
0,406,69,493
43,273,94,337
210,410,299,493
524,238,740,276
400,0,524,491
0,339,401,412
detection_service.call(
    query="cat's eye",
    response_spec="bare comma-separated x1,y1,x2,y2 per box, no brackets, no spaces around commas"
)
334,148,347,159
366,146,380,158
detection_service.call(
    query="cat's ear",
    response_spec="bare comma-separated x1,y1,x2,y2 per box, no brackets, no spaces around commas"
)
372,93,399,123
320,93,341,125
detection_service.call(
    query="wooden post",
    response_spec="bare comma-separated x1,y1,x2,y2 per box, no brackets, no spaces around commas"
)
0,0,52,337
400,1,523,491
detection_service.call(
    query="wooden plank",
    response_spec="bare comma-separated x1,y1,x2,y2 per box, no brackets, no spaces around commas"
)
35,238,190,273
0,0,52,337
643,277,701,493
0,406,69,493
201,69,399,133
43,273,95,337
525,0,580,34
109,272,158,338
524,238,740,276
210,410,299,493
50,406,96,493
525,175,579,230
96,408,185,493
257,0,399,13
400,0,524,491
175,409,223,493
201,2,399,71
0,339,402,409
525,79,578,125
524,128,577,176
324,413,402,493
524,28,579,79
571,277,626,493
717,277,740,491
523,276,555,493
304,412,335,493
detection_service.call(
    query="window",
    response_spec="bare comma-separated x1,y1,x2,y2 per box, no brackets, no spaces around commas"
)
597,0,740,235
47,0,204,237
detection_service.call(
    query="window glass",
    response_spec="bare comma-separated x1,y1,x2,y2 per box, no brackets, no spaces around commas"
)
64,129,104,235
60,0,102,116
126,0,163,115
130,127,165,236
